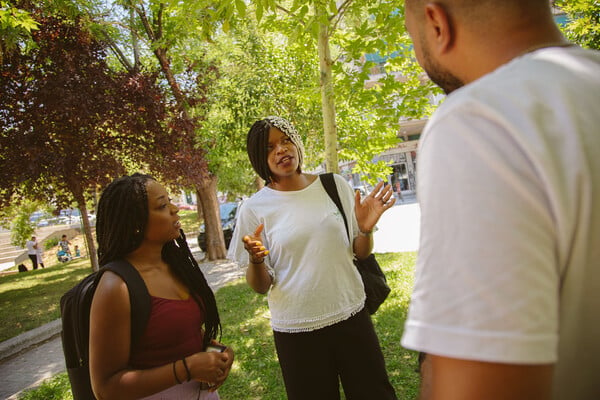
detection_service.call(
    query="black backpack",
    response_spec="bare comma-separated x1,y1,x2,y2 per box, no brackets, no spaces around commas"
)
60,260,151,400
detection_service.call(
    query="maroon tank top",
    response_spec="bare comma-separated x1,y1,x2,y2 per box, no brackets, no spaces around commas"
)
129,295,205,369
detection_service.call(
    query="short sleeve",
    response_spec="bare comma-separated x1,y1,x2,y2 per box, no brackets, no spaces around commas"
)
401,104,559,364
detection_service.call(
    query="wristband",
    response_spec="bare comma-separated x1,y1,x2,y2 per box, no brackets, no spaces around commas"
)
173,360,182,384
358,229,372,237
181,357,192,382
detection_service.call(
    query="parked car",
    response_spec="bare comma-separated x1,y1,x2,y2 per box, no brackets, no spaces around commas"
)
353,184,373,199
197,201,241,251
58,209,96,225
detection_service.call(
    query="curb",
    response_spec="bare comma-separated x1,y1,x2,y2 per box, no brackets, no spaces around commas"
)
0,319,61,362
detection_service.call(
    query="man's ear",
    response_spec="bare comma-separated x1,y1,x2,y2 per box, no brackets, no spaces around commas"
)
423,3,454,55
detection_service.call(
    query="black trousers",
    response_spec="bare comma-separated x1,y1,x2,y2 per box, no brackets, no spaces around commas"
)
273,308,397,400
28,254,38,270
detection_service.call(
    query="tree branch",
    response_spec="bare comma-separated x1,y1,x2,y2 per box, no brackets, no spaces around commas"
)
330,0,354,35
156,3,164,41
99,29,135,72
134,3,155,42
275,5,305,27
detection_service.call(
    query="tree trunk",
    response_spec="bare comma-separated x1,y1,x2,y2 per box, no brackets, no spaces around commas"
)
196,176,227,260
71,183,99,271
78,202,98,272
317,7,339,174
134,4,225,261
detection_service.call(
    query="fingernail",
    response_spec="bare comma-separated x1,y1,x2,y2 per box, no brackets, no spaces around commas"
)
264,250,269,255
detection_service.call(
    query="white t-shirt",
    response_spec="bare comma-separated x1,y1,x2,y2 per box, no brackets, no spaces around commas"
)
401,46,600,398
227,174,366,333
25,240,36,255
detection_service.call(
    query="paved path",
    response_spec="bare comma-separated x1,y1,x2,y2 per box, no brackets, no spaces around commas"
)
373,201,420,253
0,258,244,400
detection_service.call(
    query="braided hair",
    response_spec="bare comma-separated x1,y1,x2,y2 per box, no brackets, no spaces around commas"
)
96,173,221,347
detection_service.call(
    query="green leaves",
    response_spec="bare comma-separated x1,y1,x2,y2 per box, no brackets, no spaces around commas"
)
235,0,246,16
0,2,39,31
0,1,39,61
556,0,600,49
236,0,439,181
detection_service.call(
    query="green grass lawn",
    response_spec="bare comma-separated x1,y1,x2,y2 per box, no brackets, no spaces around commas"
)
0,258,92,341
10,252,420,400
178,210,200,234
0,211,201,341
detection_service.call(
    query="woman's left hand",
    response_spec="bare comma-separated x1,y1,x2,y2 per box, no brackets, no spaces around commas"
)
355,181,395,232
206,341,234,392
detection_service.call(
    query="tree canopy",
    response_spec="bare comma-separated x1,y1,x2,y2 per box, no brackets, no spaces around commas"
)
0,6,166,270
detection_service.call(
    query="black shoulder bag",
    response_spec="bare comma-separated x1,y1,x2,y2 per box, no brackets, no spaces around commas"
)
319,173,391,314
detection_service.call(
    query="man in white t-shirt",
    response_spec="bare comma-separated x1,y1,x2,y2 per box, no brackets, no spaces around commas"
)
25,236,39,270
401,1,600,399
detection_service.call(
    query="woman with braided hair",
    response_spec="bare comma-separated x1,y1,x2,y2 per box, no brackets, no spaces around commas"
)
89,173,233,399
228,117,397,400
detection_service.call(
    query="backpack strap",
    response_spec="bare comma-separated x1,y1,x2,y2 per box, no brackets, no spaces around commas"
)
319,173,350,240
97,260,151,346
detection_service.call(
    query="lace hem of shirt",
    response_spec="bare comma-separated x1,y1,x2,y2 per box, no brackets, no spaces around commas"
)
271,301,365,333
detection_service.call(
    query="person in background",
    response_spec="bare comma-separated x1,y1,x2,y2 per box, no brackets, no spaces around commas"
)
58,235,71,257
89,173,234,399
25,236,38,270
400,1,600,399
228,116,397,400
35,239,45,268
394,181,403,203
74,245,81,258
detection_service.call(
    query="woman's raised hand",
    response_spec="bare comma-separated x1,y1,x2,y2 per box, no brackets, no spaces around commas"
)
355,181,395,233
242,224,269,263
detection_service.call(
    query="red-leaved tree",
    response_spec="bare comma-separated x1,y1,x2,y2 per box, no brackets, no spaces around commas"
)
0,7,166,271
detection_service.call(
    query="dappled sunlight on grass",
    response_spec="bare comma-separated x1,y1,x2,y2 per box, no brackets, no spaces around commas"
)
10,251,422,399
370,252,420,400
215,280,286,400
216,252,421,399
0,257,92,341
179,210,201,234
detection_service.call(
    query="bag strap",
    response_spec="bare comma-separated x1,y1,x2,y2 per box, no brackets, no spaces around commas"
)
97,260,152,346
319,173,350,240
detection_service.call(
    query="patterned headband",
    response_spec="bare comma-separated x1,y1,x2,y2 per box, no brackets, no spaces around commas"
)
265,116,305,168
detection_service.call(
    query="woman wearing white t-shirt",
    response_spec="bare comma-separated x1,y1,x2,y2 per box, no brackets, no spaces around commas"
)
228,116,397,400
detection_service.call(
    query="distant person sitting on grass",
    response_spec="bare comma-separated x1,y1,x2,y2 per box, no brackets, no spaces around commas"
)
74,245,81,258
58,235,71,257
